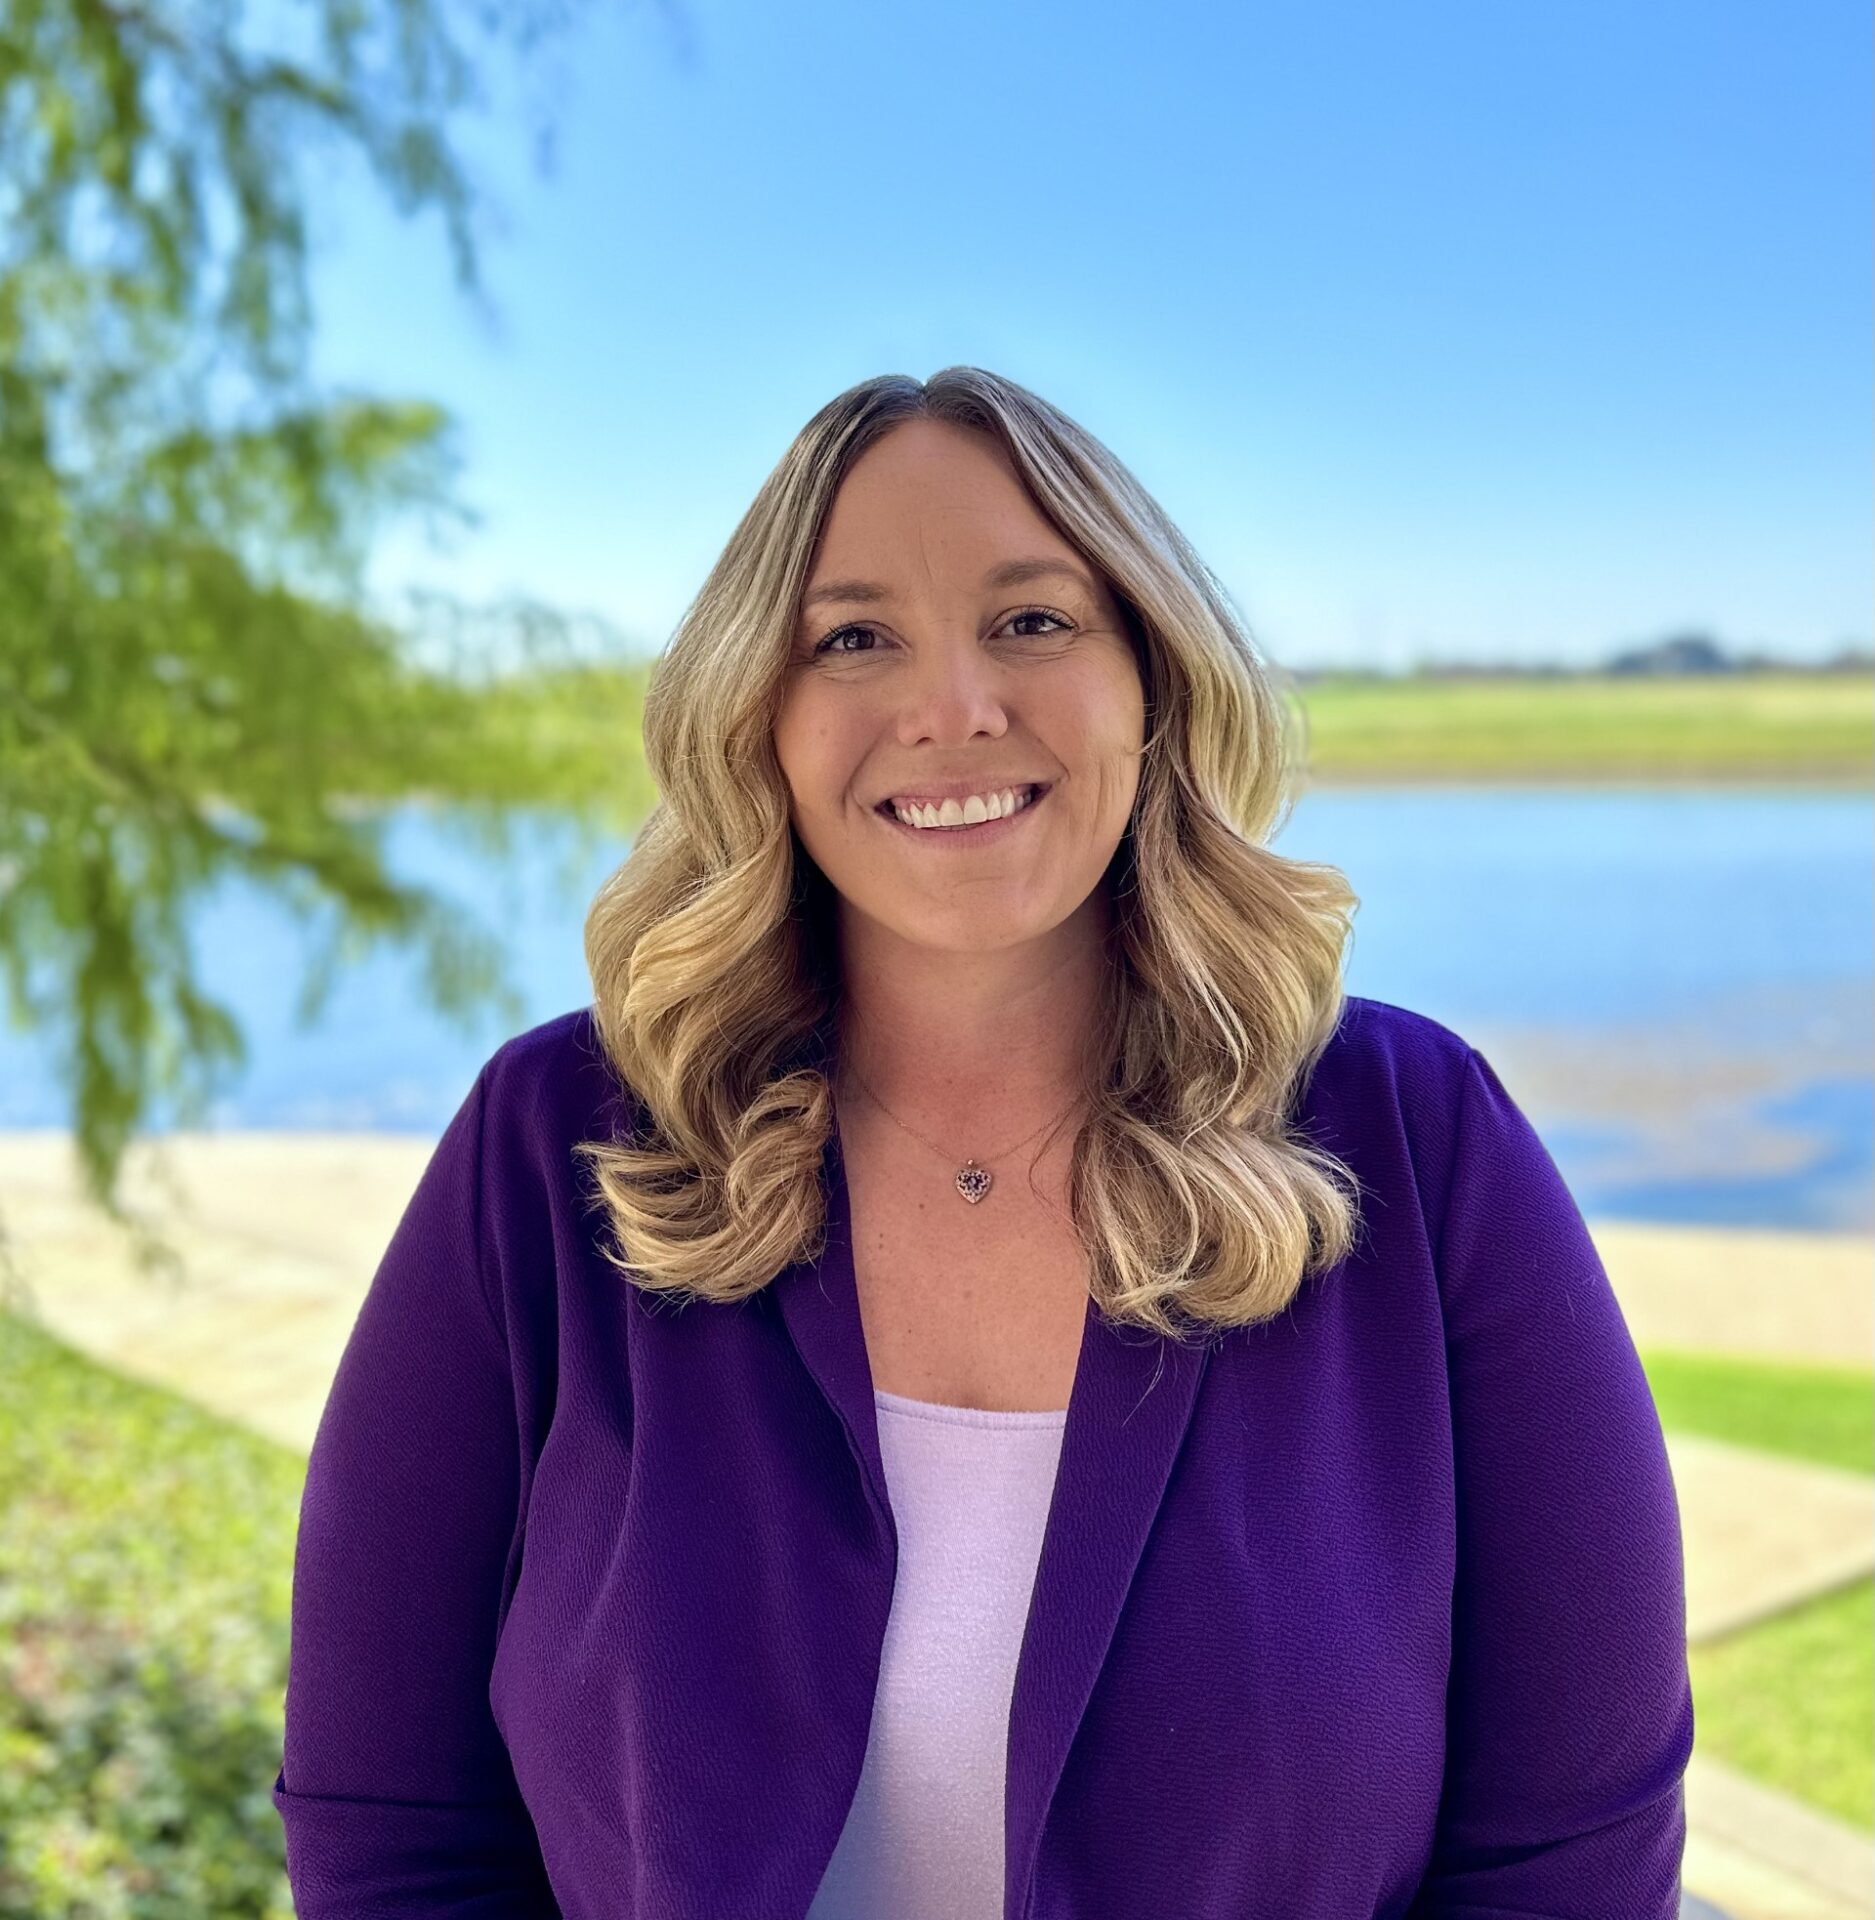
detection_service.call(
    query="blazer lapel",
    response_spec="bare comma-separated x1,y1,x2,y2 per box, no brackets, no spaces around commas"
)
773,1054,1213,1920
1001,1274,1212,1915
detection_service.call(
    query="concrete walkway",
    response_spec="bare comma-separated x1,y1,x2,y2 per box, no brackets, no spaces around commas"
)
1,1130,1871,1920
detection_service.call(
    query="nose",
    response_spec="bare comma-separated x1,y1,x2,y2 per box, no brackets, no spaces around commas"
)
893,632,1012,749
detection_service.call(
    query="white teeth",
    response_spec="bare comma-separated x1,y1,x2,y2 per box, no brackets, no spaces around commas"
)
891,785,1036,830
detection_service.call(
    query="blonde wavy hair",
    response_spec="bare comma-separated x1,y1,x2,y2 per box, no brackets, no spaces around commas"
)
575,367,1365,1339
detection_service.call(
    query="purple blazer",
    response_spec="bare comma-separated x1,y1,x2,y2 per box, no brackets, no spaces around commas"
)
272,995,1693,1917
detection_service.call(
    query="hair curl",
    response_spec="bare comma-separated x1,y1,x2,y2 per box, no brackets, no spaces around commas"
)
575,367,1365,1339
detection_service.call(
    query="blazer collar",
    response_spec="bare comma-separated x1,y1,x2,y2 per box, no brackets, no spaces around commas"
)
772,1029,1213,1911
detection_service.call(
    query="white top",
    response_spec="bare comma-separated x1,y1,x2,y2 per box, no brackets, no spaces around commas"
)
805,1386,1069,1920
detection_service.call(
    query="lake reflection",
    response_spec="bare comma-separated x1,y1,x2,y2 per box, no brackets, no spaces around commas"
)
1,786,1867,1232
1275,785,1871,1232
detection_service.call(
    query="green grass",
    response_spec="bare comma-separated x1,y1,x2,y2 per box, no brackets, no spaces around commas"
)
1638,1346,1875,1833
1290,671,1874,783
1638,1348,1875,1480
0,1308,301,1917
1686,1577,1873,1832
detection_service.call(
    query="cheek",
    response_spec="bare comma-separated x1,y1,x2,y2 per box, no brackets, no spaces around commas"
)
774,693,866,818
1062,665,1146,785
771,687,808,793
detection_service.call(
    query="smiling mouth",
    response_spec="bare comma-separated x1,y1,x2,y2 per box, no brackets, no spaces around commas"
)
874,782,1050,834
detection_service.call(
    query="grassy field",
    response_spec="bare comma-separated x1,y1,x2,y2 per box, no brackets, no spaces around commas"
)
1639,1348,1875,1478
0,1311,301,1915
1287,670,1873,783
0,1310,1868,1912
1689,1578,1872,1833
1638,1346,1875,1833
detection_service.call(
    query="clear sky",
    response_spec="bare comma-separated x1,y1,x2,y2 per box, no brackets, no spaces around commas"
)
306,0,1870,673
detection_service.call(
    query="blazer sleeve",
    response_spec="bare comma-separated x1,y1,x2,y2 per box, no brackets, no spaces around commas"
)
1409,1044,1694,1920
271,1061,559,1916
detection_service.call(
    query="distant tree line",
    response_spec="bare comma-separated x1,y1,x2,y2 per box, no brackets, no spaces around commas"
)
1291,632,1875,683
1598,633,1874,677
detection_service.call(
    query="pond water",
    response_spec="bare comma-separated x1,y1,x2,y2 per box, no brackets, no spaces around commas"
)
2,785,1867,1232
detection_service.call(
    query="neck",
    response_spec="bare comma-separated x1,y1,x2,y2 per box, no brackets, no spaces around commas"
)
830,893,1112,1138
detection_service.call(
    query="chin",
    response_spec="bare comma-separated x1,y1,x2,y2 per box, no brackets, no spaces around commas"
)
890,906,1061,952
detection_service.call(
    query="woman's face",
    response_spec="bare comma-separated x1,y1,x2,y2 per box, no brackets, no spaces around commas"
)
774,417,1145,959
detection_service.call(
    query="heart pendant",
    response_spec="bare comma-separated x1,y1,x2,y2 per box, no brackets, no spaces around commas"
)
955,1162,992,1205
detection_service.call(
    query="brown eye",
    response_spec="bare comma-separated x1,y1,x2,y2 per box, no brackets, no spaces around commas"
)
813,624,878,656
1005,607,1074,638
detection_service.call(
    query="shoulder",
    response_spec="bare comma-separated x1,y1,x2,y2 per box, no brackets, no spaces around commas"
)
473,1005,645,1175
446,1009,647,1347
1311,996,1588,1288
1298,994,1520,1244
1301,993,1479,1151
1313,993,1477,1093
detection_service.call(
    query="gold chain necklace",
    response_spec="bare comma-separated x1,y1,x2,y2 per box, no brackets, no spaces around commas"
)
838,1064,1081,1206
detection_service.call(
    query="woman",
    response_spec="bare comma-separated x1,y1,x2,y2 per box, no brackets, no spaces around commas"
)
272,368,1694,1918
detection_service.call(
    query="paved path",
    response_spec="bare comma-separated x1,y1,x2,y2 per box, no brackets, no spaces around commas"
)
1,1129,1870,1920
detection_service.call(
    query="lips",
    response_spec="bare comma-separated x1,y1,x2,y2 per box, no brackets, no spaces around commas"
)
873,781,1051,818
874,782,1051,838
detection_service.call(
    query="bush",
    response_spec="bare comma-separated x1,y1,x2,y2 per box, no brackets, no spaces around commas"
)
0,1310,301,1916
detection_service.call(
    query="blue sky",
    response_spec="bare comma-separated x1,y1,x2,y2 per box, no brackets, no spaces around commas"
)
306,0,1870,673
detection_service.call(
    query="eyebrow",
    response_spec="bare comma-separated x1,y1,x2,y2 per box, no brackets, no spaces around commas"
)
799,557,1102,613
